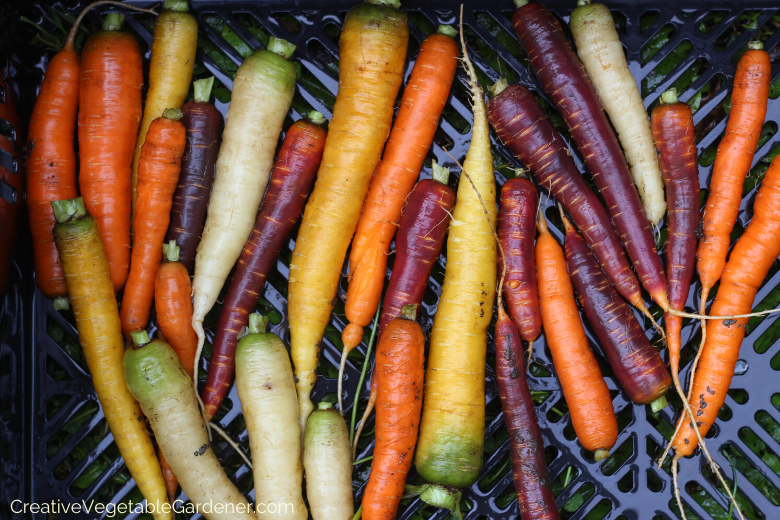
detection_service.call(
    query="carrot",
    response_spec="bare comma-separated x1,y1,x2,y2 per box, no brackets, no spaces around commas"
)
287,0,408,432
120,110,186,336
339,24,459,396
536,215,617,459
497,177,541,353
124,332,255,520
486,80,648,318
165,77,221,273
78,12,143,292
571,0,666,225
352,163,455,455
51,198,169,519
191,38,298,395
697,41,770,326
414,19,496,490
561,210,671,407
131,0,197,226
0,75,22,299
495,305,559,520
202,111,326,422
235,314,307,520
361,304,425,520
513,0,669,312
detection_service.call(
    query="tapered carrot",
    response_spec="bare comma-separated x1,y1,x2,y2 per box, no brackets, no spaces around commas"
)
78,13,143,292
52,198,170,519
339,24,458,401
120,110,186,336
536,215,617,458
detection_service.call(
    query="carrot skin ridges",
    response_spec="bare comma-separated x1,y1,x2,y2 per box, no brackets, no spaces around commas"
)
673,154,780,456
697,47,770,293
495,311,560,520
498,178,541,342
513,3,669,310
362,308,425,520
202,117,325,421
536,222,617,454
120,116,186,336
78,26,143,292
165,100,221,273
486,83,643,309
564,221,671,405
27,46,79,298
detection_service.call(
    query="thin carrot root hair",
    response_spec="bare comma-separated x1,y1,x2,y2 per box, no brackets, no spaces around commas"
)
672,457,688,520
209,422,252,469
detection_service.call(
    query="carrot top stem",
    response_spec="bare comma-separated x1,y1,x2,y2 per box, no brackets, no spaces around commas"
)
514,0,529,6
594,449,610,462
247,313,269,335
162,108,184,121
102,13,125,31
408,484,463,520
660,88,679,105
267,36,296,59
51,197,87,224
366,0,401,7
318,401,333,411
489,78,509,97
438,24,457,37
577,0,592,5
164,0,189,12
400,304,418,320
306,110,326,125
650,395,668,414
163,240,180,263
130,330,151,348
193,77,215,103
432,160,451,185
749,40,763,50
66,1,158,50
53,297,71,311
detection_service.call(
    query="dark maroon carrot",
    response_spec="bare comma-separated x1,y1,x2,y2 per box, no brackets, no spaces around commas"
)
165,77,220,273
352,163,456,456
495,304,559,520
513,0,670,312
561,210,671,408
486,80,648,318
497,177,541,351
201,111,326,421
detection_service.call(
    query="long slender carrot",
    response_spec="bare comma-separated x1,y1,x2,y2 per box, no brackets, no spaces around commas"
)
361,304,425,520
51,198,170,519
287,0,408,432
536,215,617,459
697,41,770,327
78,13,143,292
202,111,326,422
340,24,458,385
352,165,455,456
120,110,186,336
131,0,197,226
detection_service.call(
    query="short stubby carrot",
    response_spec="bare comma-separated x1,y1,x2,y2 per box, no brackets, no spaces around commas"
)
341,24,458,358
697,41,770,307
362,305,425,520
673,153,780,456
78,13,143,292
52,198,170,519
536,216,617,457
120,110,186,336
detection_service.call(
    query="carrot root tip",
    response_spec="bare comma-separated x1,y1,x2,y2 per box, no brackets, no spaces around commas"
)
52,296,70,312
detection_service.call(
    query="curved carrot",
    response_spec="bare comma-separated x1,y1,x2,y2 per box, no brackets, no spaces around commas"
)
697,41,770,314
78,13,143,292
341,24,458,360
202,112,326,422
361,304,425,520
536,216,617,458
120,110,186,336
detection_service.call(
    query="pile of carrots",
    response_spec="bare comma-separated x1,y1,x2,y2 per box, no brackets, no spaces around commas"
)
25,0,780,518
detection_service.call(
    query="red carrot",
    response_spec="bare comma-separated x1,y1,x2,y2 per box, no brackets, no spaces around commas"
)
201,111,326,421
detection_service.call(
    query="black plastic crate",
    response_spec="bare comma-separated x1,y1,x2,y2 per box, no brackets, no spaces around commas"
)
4,1,780,519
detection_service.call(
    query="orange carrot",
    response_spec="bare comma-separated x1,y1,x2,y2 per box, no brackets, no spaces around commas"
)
361,304,425,520
78,13,144,292
339,25,458,368
536,215,617,459
120,110,185,337
697,41,770,312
